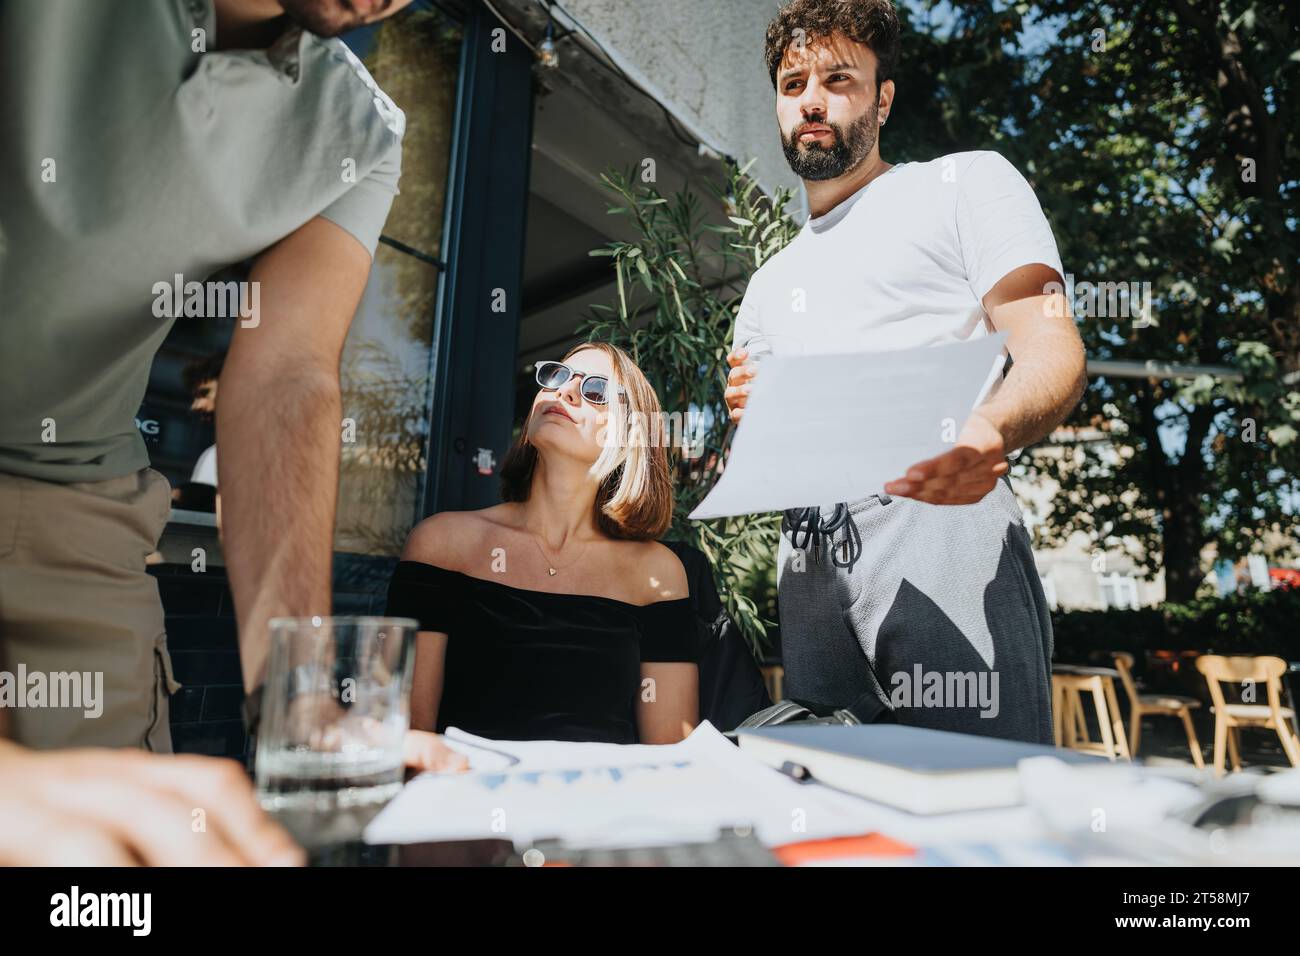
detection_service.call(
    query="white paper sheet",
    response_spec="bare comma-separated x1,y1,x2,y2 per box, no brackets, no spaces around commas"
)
364,722,886,850
368,722,1284,863
689,335,1008,519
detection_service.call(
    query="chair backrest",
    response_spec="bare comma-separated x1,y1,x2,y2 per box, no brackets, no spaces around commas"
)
660,539,773,731
1111,651,1139,708
1195,654,1287,713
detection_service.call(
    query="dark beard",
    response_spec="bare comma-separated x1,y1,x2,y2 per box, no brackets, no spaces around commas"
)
781,105,879,182
278,0,388,38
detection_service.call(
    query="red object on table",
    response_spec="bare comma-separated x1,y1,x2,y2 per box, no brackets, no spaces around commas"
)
773,832,916,866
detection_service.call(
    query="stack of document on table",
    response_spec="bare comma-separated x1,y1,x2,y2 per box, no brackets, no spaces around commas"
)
368,721,1300,864
364,721,887,852
736,724,1300,864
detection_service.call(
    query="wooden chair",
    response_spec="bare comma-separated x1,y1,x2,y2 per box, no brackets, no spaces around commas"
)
1051,665,1131,761
1112,652,1204,769
1195,655,1300,776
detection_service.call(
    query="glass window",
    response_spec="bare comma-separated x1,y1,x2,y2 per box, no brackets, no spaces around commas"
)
138,5,465,557
334,5,463,556
137,263,246,520
334,249,441,555
1098,573,1140,610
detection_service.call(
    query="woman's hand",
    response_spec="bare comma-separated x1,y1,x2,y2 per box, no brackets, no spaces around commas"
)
286,696,467,773
403,730,470,773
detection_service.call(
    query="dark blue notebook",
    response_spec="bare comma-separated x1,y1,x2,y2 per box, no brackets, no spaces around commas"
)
740,724,1097,772
737,724,1100,814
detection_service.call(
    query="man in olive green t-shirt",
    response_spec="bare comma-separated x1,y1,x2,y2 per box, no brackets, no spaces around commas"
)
0,0,413,754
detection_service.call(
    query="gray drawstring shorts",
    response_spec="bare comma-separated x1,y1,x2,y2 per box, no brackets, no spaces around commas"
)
775,477,1055,745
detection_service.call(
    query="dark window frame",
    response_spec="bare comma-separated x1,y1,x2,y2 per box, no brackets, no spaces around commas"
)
419,1,536,518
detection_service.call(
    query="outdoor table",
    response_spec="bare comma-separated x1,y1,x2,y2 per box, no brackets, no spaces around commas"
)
281,731,1299,867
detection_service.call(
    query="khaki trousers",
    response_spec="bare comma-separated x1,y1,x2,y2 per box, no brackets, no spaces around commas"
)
0,467,179,751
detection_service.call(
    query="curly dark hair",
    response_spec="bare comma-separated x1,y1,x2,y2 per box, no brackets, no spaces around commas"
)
182,351,225,395
764,0,901,90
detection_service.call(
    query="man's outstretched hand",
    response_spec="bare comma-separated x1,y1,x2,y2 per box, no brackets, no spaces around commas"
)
884,410,1008,505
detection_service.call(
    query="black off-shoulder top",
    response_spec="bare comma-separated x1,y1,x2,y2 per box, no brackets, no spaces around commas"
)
385,561,699,745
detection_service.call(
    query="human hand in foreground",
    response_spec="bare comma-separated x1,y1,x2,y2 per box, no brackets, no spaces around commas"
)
0,740,305,866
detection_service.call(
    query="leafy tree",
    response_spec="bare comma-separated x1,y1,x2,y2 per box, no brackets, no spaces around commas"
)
889,0,1300,601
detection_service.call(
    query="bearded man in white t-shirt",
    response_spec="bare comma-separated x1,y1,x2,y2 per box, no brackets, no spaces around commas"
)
724,0,1086,744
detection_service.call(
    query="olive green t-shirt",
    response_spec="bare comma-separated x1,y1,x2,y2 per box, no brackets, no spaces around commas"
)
0,0,404,482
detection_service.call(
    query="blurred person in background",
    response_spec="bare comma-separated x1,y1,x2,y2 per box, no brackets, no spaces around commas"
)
171,352,226,516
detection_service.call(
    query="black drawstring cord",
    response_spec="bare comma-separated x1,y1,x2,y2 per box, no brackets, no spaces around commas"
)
788,496,891,572
789,503,861,570
715,422,890,574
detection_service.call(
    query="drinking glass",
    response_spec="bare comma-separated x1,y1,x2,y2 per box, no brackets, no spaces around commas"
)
255,616,417,847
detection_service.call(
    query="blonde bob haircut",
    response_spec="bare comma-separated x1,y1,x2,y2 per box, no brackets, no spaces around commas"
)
499,342,674,540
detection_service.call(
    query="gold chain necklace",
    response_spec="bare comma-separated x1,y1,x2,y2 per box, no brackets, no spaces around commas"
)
527,528,589,576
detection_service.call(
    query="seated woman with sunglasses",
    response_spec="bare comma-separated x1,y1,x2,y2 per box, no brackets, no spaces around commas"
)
387,343,699,746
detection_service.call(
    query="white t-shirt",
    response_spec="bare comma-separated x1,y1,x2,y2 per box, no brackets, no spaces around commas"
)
732,150,1064,405
191,445,218,487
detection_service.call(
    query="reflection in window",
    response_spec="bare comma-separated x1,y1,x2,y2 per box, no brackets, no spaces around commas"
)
139,261,247,517
334,6,463,556
335,250,440,555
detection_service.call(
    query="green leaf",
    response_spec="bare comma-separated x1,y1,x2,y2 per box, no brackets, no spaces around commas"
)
615,261,627,319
